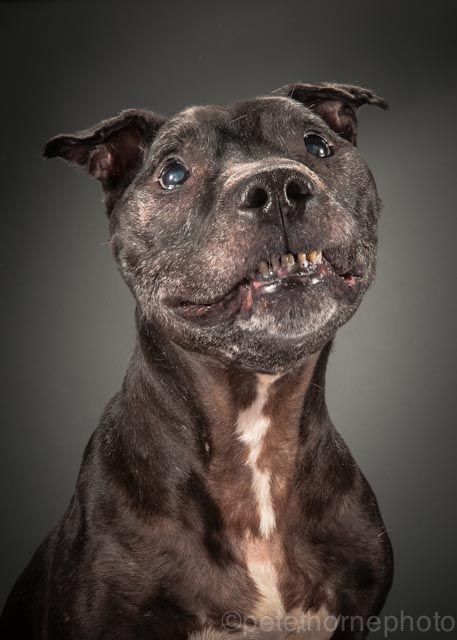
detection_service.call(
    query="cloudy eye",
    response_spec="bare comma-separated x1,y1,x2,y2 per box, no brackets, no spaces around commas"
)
304,132,332,158
159,160,190,189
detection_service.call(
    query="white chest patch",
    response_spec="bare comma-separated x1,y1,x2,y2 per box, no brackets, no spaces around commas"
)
235,374,286,628
190,376,338,639
236,373,279,538
243,536,285,621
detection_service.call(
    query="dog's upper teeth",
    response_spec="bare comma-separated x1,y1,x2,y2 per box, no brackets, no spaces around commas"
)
307,250,322,264
258,260,270,276
256,249,322,276
271,255,280,269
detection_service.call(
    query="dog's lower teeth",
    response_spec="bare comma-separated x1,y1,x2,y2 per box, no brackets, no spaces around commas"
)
286,253,295,266
280,254,289,268
297,252,307,266
271,256,280,269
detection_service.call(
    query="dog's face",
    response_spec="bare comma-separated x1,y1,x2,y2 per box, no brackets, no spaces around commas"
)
44,83,387,372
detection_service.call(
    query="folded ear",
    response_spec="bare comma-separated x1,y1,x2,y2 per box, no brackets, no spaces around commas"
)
279,82,388,145
43,109,166,213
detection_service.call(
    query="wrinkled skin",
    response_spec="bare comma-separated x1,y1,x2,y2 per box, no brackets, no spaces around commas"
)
1,83,393,640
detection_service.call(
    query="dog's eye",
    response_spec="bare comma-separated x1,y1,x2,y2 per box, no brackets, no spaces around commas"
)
159,161,190,189
303,132,332,158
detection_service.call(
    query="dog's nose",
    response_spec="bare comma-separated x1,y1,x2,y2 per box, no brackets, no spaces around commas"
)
238,170,313,214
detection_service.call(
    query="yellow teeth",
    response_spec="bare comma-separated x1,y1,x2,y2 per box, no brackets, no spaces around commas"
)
306,250,322,264
257,249,322,275
271,256,280,269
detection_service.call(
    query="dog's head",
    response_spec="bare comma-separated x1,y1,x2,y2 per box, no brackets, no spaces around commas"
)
44,82,387,373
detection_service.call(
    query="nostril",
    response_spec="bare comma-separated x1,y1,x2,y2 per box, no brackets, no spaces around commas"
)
242,185,269,209
285,179,311,202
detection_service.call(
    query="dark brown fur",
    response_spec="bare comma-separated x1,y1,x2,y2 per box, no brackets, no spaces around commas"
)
1,83,393,640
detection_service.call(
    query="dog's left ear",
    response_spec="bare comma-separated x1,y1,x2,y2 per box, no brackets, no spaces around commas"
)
279,82,388,145
43,109,166,213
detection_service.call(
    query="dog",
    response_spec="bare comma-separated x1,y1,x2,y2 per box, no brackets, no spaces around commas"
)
0,82,393,639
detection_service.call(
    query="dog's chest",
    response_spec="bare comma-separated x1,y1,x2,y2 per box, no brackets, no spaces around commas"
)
234,532,335,639
203,374,336,638
192,529,334,639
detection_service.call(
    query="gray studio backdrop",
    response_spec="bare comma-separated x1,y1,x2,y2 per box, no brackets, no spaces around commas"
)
1,1,456,637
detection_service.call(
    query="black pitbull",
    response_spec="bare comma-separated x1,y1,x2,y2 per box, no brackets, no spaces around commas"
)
1,82,393,639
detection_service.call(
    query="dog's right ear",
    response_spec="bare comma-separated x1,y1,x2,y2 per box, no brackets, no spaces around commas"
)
43,109,166,214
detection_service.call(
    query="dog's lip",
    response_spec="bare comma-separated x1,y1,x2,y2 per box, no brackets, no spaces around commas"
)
166,251,363,320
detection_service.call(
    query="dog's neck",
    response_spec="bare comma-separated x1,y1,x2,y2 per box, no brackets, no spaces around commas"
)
181,349,322,536
111,310,332,529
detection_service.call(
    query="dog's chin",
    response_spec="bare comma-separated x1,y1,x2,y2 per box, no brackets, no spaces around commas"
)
158,271,367,373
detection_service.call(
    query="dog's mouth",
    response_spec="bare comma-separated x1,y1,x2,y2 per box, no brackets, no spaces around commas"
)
170,248,363,323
